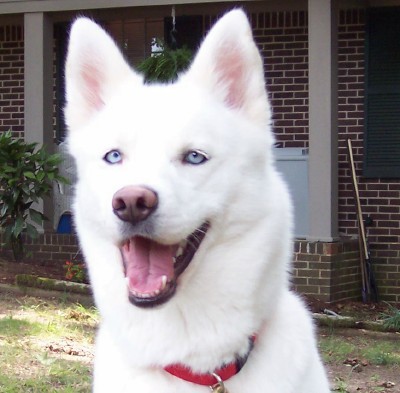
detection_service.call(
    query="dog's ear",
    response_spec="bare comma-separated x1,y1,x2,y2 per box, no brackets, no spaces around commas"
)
65,18,142,131
185,10,270,126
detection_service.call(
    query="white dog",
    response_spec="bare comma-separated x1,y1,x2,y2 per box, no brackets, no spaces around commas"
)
65,10,330,393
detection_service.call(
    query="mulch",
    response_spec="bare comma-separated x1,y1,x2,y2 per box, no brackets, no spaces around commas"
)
0,257,67,285
304,295,395,322
1,257,398,322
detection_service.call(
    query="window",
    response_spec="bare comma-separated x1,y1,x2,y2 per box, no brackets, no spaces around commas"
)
364,7,400,178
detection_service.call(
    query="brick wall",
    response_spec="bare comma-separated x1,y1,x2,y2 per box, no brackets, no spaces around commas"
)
204,11,309,148
0,25,24,139
0,7,399,302
337,9,400,302
251,11,309,148
293,239,360,303
0,232,82,266
338,9,366,237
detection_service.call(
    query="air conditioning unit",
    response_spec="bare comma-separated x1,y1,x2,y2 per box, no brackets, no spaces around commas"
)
274,148,309,238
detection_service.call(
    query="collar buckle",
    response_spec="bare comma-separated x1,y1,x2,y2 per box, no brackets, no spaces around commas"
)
210,373,229,393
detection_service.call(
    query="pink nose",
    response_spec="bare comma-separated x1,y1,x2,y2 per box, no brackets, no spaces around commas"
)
112,186,158,224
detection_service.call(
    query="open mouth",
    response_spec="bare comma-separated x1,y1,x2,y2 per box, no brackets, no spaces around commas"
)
120,222,209,308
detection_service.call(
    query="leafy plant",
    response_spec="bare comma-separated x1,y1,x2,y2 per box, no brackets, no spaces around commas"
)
64,260,88,283
380,302,400,331
333,377,349,393
0,131,68,261
137,39,193,83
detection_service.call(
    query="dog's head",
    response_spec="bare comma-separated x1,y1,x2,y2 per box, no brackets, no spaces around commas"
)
66,10,276,309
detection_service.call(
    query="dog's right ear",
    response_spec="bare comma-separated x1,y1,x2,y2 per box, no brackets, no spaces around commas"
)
184,10,270,127
65,18,142,131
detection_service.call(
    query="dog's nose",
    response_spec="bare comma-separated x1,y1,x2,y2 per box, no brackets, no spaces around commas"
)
112,186,158,223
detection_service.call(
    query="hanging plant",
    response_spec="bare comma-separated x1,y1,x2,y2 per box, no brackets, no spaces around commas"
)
137,39,193,83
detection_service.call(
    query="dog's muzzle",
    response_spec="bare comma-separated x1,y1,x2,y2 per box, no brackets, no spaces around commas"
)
112,185,209,308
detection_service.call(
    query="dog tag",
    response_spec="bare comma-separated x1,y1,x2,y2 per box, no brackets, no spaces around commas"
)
210,384,228,393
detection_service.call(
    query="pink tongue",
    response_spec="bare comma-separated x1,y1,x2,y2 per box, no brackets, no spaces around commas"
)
122,237,175,295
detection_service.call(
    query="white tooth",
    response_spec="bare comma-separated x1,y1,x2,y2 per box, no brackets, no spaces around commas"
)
161,275,167,290
176,246,184,257
131,290,147,299
173,256,177,265
154,289,160,296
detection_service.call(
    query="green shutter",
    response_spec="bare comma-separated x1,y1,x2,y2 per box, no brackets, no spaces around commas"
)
364,8,400,178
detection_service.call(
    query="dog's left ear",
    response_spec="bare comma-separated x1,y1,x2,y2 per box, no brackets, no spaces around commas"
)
184,10,270,126
65,18,142,131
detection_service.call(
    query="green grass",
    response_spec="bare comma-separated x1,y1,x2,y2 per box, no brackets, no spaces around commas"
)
363,342,400,365
319,329,400,366
0,357,92,393
0,316,42,337
0,293,98,392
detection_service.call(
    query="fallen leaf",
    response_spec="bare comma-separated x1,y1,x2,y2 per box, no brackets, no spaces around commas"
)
381,381,395,388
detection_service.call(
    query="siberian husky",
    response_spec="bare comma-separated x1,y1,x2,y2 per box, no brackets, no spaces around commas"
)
65,10,330,393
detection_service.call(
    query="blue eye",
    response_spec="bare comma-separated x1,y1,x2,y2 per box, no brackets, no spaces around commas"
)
183,150,209,165
104,150,122,164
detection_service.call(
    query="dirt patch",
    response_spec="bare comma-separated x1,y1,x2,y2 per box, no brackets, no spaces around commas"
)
45,338,94,361
327,362,399,393
321,328,400,392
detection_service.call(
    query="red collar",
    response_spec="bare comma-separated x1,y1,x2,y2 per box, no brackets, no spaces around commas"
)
164,335,256,386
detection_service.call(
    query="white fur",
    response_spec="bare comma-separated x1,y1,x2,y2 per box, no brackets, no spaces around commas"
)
65,10,330,393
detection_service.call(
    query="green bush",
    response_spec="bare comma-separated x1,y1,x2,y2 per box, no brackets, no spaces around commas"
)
0,131,68,261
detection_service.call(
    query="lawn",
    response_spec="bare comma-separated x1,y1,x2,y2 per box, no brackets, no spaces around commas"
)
320,327,399,392
0,292,97,392
0,290,399,393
